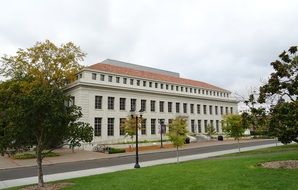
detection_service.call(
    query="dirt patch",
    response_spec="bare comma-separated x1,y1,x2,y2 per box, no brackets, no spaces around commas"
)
20,182,73,190
261,160,298,169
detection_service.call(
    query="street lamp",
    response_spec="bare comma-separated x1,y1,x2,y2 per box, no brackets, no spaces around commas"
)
159,120,165,148
130,108,143,168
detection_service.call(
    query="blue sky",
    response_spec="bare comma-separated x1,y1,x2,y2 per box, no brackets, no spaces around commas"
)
1,0,297,98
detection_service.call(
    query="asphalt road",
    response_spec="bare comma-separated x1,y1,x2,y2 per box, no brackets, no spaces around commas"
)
0,139,277,181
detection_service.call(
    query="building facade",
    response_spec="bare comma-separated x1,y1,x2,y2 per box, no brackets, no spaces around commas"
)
65,59,238,144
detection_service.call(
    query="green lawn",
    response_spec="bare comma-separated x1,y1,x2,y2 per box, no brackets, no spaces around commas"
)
60,144,298,190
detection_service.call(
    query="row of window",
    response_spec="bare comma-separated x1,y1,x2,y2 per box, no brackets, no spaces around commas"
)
94,117,222,137
89,72,230,98
95,96,234,115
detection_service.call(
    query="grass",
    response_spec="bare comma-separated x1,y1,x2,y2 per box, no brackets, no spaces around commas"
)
13,151,60,159
11,144,298,190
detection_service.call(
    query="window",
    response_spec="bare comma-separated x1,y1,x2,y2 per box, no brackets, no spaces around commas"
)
176,86,179,91
171,85,174,90
197,104,201,114
108,75,113,82
107,118,114,136
116,77,120,83
95,96,102,109
191,120,195,133
230,107,233,114
198,89,201,94
198,120,202,133
149,82,152,87
181,86,184,92
151,119,156,134
210,120,214,128
141,99,146,111
123,78,127,84
141,119,146,135
155,83,158,88
204,120,208,133
203,105,207,114
168,102,172,113
202,90,205,94
69,96,75,106
176,102,180,113
92,73,97,80
190,88,192,93
108,97,114,110
220,106,223,115
225,107,229,114
94,118,102,136
150,100,156,112
183,103,187,113
185,87,188,92
209,105,213,115
137,80,140,86
194,89,197,93
143,81,146,87
120,118,126,136
130,79,134,85
160,83,164,89
215,106,218,115
216,120,219,132
190,104,194,114
120,98,126,110
100,74,105,81
131,99,136,111
166,84,169,90
159,101,164,112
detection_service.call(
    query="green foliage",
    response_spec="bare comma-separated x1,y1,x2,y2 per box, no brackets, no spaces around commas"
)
258,46,298,144
123,115,143,140
107,147,126,154
13,152,60,159
206,124,216,136
0,40,85,88
222,114,246,140
167,117,188,148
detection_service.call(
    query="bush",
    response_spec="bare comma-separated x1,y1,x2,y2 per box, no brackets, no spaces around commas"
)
13,152,60,159
108,147,126,154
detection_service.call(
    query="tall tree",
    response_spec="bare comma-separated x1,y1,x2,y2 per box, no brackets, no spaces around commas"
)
167,117,188,163
258,46,298,144
223,114,247,152
123,115,143,148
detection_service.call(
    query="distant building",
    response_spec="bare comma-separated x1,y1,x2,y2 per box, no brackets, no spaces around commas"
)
65,59,238,144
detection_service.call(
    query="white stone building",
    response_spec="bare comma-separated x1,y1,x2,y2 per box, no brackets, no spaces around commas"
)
65,59,238,144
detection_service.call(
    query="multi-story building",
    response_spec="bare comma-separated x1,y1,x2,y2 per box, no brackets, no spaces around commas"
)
65,59,238,144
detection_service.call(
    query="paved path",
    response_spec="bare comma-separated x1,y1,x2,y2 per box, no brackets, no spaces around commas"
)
0,139,279,189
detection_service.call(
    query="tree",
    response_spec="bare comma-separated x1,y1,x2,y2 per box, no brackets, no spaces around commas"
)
206,124,216,137
167,117,188,163
223,114,247,153
123,115,143,148
258,46,298,144
0,40,85,87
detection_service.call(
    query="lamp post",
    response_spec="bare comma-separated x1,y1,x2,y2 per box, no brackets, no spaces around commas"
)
159,120,164,148
130,108,143,168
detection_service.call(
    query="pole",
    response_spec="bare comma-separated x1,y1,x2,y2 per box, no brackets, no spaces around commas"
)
134,116,140,168
160,124,163,148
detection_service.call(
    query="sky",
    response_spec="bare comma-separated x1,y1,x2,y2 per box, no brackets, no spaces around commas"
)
0,0,297,100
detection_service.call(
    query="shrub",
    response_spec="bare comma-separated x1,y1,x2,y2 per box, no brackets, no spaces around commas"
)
108,147,126,154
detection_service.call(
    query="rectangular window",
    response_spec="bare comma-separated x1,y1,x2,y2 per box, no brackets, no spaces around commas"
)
230,107,233,114
198,89,201,94
194,89,197,93
107,118,114,136
160,83,164,89
141,119,146,135
92,73,97,80
151,119,156,135
137,80,140,86
204,120,208,133
197,104,201,114
94,117,102,136
69,96,75,106
120,98,126,111
210,120,214,128
190,104,194,114
141,99,146,111
181,86,184,92
176,86,179,91
143,81,146,87
100,74,105,81
176,102,180,113
108,97,114,110
216,120,219,132
159,101,164,112
166,84,169,90
123,78,127,84
108,75,113,82
171,85,174,90
131,99,136,111
120,118,126,136
183,103,187,113
155,83,158,88
116,77,120,83
185,87,188,92
203,105,207,114
149,82,152,87
209,105,213,115
220,106,223,115
190,88,192,93
130,79,134,85
215,106,218,115
150,100,156,112
95,96,102,109
198,120,202,133
168,102,172,113
191,120,195,133
225,107,229,114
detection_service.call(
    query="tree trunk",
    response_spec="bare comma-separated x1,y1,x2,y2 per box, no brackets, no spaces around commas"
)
36,146,44,187
176,146,179,163
237,138,240,153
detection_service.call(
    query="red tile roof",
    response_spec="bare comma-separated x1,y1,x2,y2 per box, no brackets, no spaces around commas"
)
87,63,228,92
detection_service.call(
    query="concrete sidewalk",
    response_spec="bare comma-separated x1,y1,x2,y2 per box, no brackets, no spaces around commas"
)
0,139,272,170
0,142,282,189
